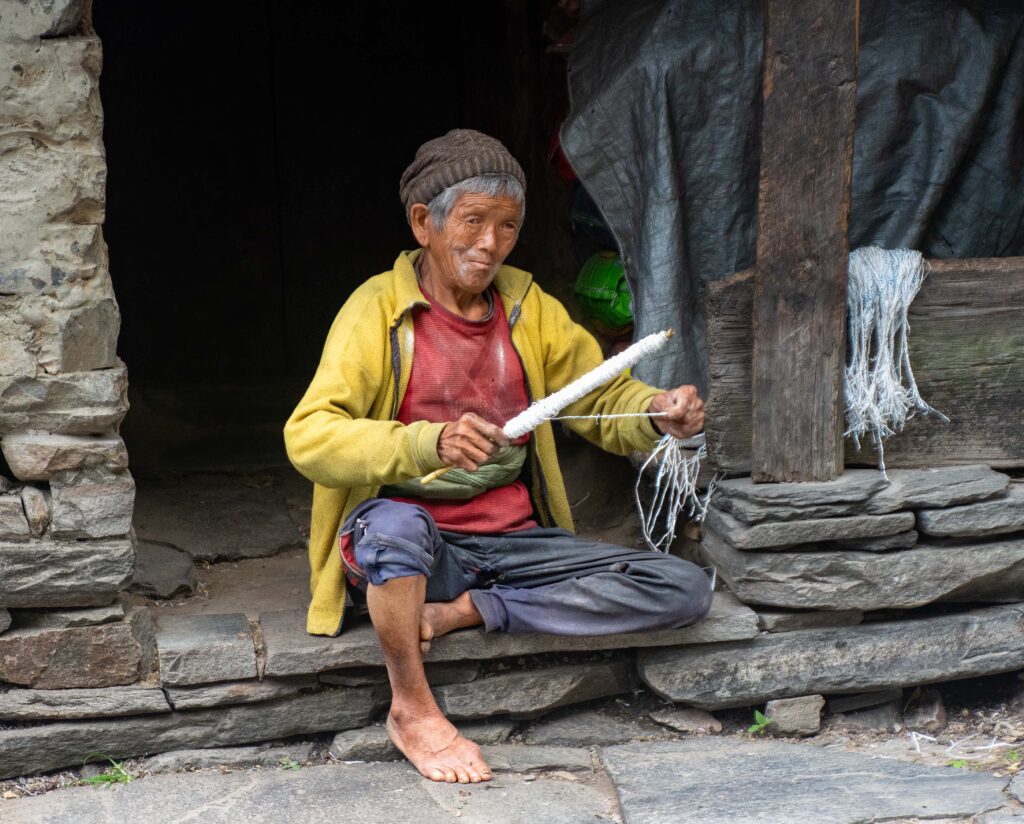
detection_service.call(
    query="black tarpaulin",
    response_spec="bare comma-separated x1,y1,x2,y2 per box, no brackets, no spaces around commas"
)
561,0,1024,392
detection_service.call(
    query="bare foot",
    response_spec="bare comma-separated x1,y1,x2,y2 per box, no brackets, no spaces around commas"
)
387,708,492,783
419,592,483,654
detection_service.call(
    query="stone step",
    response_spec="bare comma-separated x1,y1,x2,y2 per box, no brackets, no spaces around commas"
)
700,528,1024,611
153,612,257,687
0,686,376,780
260,591,758,676
636,602,1024,709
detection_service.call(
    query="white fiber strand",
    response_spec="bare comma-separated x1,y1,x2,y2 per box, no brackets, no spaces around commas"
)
844,247,948,475
503,330,673,439
635,435,715,553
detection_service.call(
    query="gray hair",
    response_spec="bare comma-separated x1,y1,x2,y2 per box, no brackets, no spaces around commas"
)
427,173,526,231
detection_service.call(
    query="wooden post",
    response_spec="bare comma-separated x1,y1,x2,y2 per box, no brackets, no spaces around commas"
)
751,0,859,482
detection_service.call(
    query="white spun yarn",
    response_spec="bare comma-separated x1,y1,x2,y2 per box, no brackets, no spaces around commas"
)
503,330,673,439
844,247,948,474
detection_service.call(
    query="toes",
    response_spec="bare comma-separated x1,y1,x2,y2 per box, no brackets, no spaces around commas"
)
443,767,458,783
425,767,446,782
454,767,471,784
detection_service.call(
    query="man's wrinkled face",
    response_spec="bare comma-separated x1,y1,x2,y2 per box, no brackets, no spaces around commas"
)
426,193,522,295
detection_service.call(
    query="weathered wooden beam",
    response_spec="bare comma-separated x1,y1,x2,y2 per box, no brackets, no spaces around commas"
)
751,0,859,482
705,257,1024,473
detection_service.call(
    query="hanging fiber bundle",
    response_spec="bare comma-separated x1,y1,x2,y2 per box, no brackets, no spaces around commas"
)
635,433,715,553
844,247,948,474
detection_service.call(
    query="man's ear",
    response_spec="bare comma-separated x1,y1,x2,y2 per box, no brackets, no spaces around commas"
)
409,203,431,247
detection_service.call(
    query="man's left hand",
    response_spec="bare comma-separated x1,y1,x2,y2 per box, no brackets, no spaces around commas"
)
647,385,704,439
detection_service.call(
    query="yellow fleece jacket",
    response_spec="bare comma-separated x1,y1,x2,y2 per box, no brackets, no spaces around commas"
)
285,250,663,636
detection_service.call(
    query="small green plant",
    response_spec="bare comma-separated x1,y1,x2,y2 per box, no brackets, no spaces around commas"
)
279,756,302,771
947,759,969,769
1007,750,1020,763
748,709,773,735
80,754,134,787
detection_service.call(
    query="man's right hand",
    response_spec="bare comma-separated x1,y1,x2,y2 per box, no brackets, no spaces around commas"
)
436,413,510,472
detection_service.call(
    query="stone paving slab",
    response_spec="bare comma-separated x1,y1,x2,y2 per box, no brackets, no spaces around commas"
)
153,612,256,686
600,738,1012,824
704,505,915,549
637,603,1024,709
139,742,318,774
1,760,616,823
262,590,757,675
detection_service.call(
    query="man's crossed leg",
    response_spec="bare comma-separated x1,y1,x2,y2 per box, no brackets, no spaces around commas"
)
341,498,715,783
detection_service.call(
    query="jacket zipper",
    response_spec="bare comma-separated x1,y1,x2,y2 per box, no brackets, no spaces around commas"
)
507,287,556,528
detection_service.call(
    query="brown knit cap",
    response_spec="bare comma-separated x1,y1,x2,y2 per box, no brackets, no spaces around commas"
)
399,129,526,214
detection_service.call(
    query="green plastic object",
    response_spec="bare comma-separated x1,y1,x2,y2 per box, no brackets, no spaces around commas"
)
575,251,634,332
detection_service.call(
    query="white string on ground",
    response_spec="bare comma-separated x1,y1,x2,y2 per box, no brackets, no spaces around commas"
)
844,247,949,476
634,435,716,552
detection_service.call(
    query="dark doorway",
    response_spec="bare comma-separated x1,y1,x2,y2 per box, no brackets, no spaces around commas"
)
94,0,574,473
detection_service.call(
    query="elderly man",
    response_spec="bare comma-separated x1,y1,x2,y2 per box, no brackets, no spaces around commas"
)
285,129,711,785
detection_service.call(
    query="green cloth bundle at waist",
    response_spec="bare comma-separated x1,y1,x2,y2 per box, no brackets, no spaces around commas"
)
380,445,527,500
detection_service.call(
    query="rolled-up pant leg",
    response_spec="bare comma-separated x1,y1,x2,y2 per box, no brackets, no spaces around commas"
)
340,499,476,602
340,502,714,637
447,528,715,636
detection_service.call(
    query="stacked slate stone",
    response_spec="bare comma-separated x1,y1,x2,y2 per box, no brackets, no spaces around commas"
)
0,594,764,778
634,465,1024,710
0,0,144,725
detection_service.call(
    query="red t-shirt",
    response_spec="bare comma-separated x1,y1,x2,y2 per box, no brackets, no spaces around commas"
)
388,286,538,534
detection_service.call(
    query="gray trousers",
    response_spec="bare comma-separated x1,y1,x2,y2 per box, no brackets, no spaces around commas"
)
341,498,714,635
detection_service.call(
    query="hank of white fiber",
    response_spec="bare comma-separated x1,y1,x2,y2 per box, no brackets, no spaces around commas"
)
502,330,674,440
844,246,947,474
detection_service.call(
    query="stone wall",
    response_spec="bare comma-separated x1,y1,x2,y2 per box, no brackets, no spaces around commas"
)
0,0,137,681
